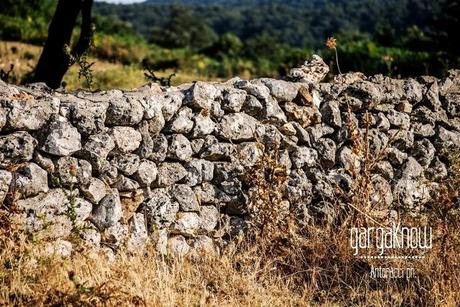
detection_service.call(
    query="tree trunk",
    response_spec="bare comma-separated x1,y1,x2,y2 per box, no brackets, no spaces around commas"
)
33,0,93,89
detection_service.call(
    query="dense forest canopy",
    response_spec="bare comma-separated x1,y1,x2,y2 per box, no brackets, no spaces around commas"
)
94,0,442,48
0,0,458,82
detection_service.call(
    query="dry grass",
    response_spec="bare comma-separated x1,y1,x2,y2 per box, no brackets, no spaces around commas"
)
0,41,218,90
0,226,310,306
1,122,460,306
2,198,458,306
234,113,460,306
1,45,459,305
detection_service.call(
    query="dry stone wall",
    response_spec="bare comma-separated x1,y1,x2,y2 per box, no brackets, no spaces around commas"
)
1,55,460,256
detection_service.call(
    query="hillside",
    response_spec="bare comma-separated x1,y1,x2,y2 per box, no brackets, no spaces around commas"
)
95,0,441,48
0,41,218,90
91,0,457,78
1,0,457,85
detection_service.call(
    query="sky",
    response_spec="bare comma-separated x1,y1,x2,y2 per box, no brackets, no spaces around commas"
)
96,0,146,3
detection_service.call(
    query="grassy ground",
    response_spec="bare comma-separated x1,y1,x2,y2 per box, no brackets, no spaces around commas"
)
1,146,459,306
0,41,218,90
1,42,460,306
1,210,459,306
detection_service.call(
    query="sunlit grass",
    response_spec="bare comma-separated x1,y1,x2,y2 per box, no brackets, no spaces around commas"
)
0,41,220,90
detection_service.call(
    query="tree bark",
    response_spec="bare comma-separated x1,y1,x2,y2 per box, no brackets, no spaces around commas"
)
33,0,93,89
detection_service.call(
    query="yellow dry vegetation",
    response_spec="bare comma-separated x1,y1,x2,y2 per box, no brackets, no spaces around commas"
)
0,41,216,90
1,44,460,307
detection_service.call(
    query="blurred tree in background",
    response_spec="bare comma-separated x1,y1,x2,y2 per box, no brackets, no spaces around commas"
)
0,0,55,42
0,0,458,87
32,0,94,88
151,5,217,50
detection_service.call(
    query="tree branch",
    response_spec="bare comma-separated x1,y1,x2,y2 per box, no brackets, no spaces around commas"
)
72,0,94,58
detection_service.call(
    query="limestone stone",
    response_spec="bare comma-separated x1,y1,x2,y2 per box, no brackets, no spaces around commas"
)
255,124,282,150
80,228,101,247
44,239,73,258
221,87,247,112
6,96,59,130
110,153,140,176
260,78,299,102
262,96,288,125
314,138,336,169
120,190,144,223
161,91,184,121
370,175,393,206
105,96,144,126
291,147,318,169
437,126,460,149
104,222,128,247
333,72,365,84
236,142,263,168
0,170,12,204
15,189,68,217
0,109,6,131
172,184,200,211
412,139,435,167
193,182,219,204
200,142,234,161
13,163,49,198
73,198,93,222
34,152,55,173
192,235,215,253
192,111,215,137
338,147,361,172
376,113,390,131
81,177,107,204
234,80,270,100
61,97,108,135
217,113,257,141
374,161,394,180
144,188,179,228
134,160,158,186
41,117,81,156
386,147,408,166
167,235,190,257
173,212,201,235
242,95,264,116
166,107,194,134
188,81,220,110
279,122,297,136
289,54,329,84
156,163,188,187
92,189,122,229
190,138,205,154
113,175,140,192
284,102,322,128
386,109,410,129
168,134,193,161
320,100,342,128
127,213,149,252
110,126,142,153
83,133,115,160
393,179,430,208
184,159,215,186
55,157,92,186
400,157,423,179
200,205,219,231
139,132,168,162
